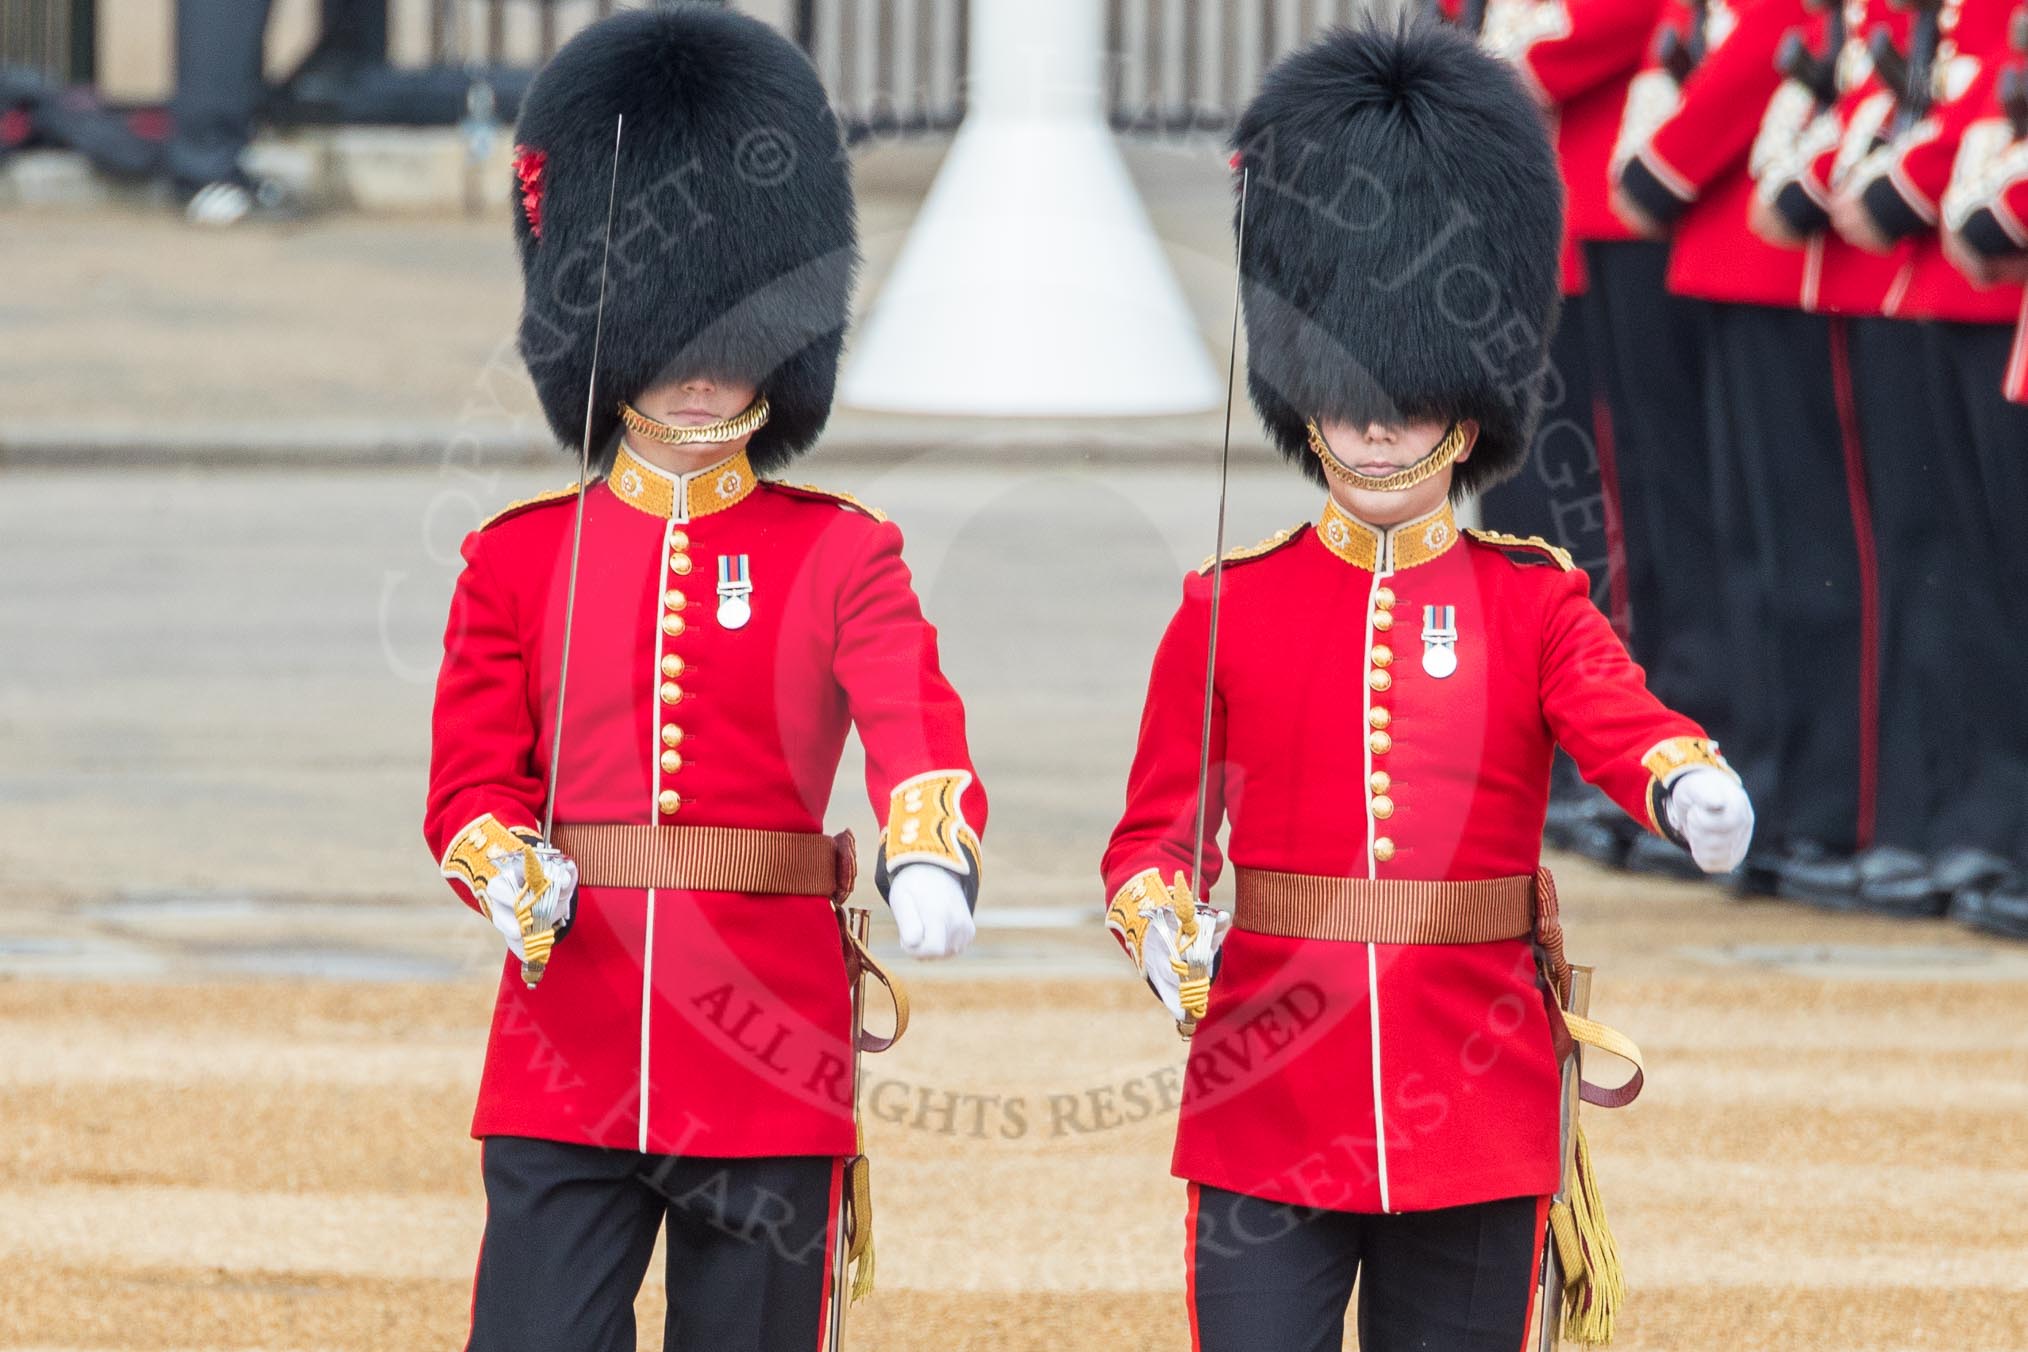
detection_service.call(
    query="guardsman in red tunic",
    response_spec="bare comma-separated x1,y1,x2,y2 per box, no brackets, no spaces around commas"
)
1937,30,2028,937
1487,0,1743,883
424,12,985,1351
1102,24,1753,1351
1804,0,2028,912
1612,0,1890,895
1468,0,1670,869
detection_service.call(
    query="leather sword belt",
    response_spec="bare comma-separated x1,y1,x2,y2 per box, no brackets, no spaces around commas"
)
552,824,857,902
1232,868,1537,945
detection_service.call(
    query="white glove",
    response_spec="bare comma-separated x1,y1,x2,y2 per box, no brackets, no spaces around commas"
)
480,842,577,964
887,863,975,960
1666,767,1755,874
1107,871,1232,1025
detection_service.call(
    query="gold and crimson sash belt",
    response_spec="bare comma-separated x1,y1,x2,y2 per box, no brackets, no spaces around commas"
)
1232,869,1536,945
552,824,855,902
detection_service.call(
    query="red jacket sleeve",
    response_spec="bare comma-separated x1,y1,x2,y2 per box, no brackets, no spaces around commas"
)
424,527,546,911
1866,65,2004,234
1536,568,1718,833
833,518,988,900
1102,572,1227,906
1518,0,1667,104
1619,0,1808,217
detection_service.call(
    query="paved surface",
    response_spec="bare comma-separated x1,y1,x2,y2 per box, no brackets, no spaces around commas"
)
4,464,2028,1349
0,137,1272,466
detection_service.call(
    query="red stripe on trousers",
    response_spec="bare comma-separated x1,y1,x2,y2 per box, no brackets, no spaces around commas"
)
1826,318,1880,849
1591,392,1634,643
1184,1182,1202,1352
813,1157,846,1352
2008,294,2028,404
1519,1194,1553,1352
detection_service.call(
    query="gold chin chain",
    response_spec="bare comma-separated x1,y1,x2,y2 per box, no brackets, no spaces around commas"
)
619,395,772,446
1307,419,1468,493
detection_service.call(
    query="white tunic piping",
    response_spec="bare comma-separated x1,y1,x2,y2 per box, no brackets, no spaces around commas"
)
1361,528,1396,1213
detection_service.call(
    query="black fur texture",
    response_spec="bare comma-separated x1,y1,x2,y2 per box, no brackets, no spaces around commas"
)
1230,20,1563,497
512,5,858,470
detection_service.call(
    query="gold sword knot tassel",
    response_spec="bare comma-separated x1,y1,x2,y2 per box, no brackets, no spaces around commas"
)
516,842,555,988
1170,873,1212,1032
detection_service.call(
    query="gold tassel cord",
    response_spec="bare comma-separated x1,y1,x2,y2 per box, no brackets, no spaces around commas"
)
515,844,554,982
1548,1126,1624,1345
846,1127,877,1303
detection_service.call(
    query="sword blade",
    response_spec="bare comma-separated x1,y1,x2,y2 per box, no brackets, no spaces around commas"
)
1180,166,1249,1036
540,113,625,843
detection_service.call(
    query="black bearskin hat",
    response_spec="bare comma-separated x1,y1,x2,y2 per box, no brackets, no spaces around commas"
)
511,5,857,471
1230,21,1562,497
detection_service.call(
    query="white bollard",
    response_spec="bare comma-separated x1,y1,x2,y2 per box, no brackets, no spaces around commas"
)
839,0,1222,417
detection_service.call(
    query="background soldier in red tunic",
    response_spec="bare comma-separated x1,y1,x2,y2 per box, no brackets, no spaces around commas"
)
1613,0,1884,896
1102,23,1753,1351
1483,0,1743,883
423,10,985,1350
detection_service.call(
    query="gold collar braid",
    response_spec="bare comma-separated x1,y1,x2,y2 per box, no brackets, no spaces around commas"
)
1307,420,1469,494
619,395,772,447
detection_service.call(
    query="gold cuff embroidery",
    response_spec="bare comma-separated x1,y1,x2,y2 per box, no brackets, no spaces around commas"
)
883,770,980,878
1104,867,1192,963
1641,736,1735,785
441,813,537,894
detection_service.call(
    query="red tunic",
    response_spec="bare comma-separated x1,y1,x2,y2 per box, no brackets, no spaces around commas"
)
1104,500,1711,1214
1481,0,1666,289
425,444,985,1158
1617,0,1818,307
1852,0,2027,323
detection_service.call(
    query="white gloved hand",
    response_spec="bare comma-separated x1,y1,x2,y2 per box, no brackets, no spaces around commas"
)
1108,871,1232,1025
887,863,976,960
1665,767,1755,874
480,842,578,963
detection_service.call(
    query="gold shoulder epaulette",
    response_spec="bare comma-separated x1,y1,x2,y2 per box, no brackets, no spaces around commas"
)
766,480,889,523
1465,528,1575,571
1197,524,1303,575
479,483,582,531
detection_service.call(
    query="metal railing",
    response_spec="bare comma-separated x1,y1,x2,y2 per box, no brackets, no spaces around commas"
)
5,0,1389,136
1107,0,1387,133
415,0,968,140
0,0,93,83
797,0,968,141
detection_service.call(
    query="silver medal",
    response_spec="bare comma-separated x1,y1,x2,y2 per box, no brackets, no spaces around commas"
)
717,554,753,631
1421,604,1458,679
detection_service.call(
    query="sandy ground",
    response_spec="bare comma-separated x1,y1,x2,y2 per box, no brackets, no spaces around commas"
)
4,871,2026,1351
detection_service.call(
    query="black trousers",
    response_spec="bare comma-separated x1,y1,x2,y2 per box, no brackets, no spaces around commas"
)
1916,321,2028,861
1479,290,1616,616
1189,1185,1546,1352
1846,317,1969,855
1480,298,1618,811
1581,241,1729,736
467,1136,838,1352
168,0,278,186
1702,303,1868,853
